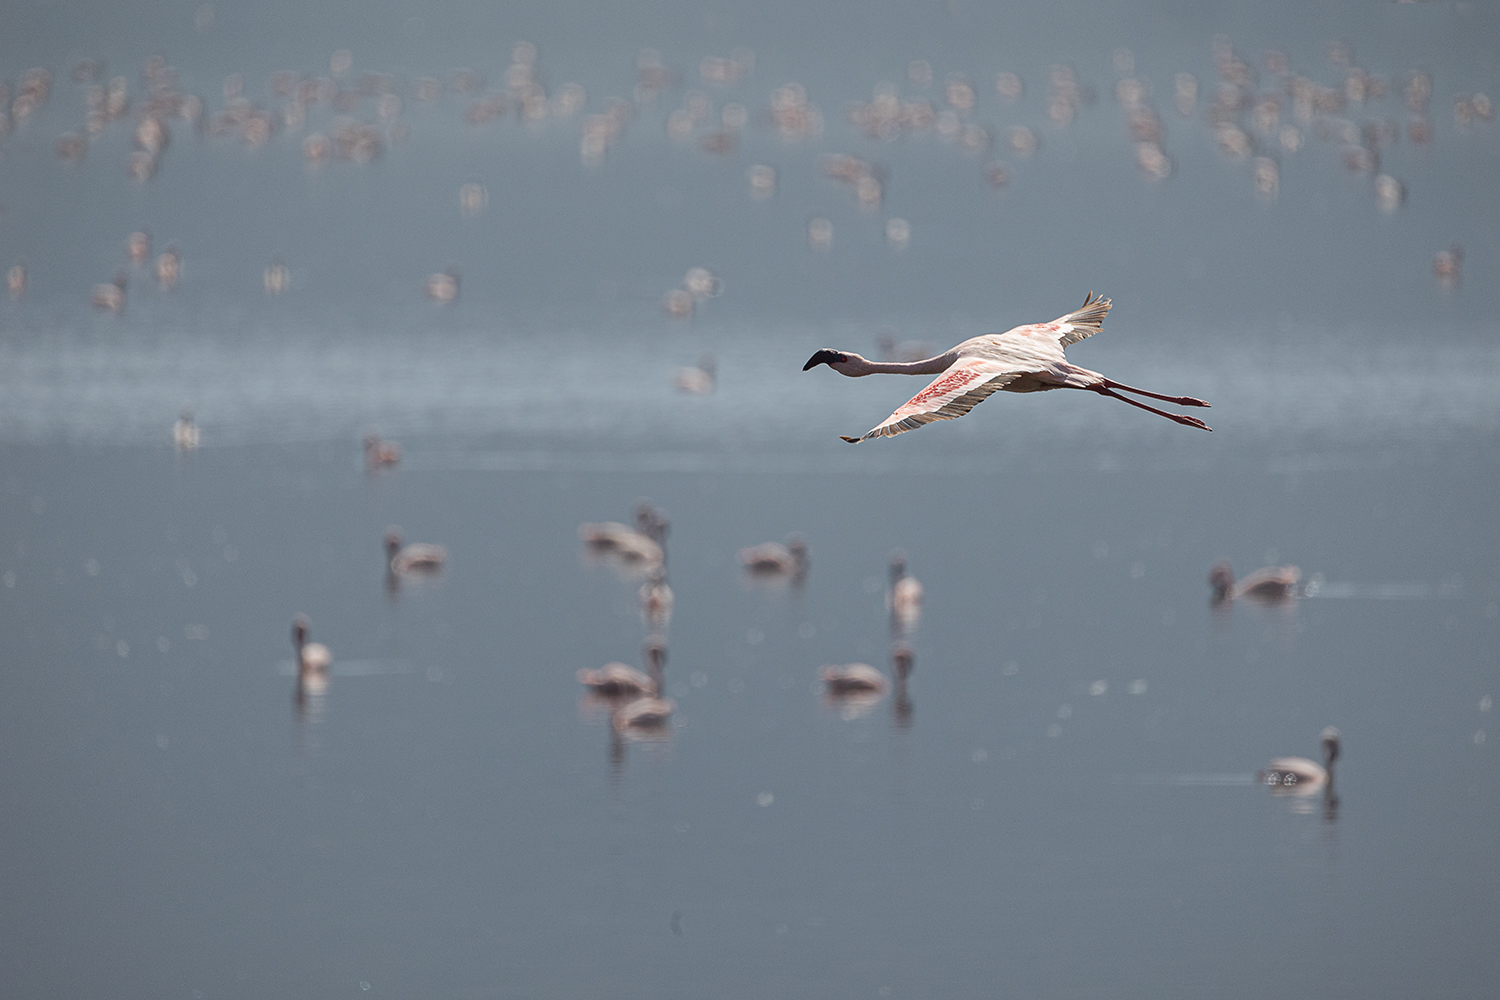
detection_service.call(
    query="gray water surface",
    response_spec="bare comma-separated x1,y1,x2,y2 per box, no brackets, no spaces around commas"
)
2,2,1498,996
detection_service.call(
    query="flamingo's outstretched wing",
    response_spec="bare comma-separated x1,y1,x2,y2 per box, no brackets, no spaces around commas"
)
1047,291,1111,348
841,360,1023,443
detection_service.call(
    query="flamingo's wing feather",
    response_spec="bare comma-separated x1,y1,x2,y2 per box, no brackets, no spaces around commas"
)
841,362,1022,443
1049,291,1112,348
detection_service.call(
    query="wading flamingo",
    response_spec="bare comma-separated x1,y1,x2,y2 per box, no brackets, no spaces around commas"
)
1258,727,1340,793
639,570,674,630
888,551,923,634
578,638,666,699
385,528,447,575
1209,563,1301,605
364,434,401,469
803,293,1210,441
173,410,200,450
740,534,808,579
291,614,332,696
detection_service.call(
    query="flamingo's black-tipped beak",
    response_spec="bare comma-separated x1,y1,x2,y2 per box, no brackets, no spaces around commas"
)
804,349,846,371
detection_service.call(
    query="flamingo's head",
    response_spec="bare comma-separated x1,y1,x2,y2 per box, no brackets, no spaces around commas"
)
1208,562,1235,601
384,527,402,555
803,349,850,371
291,613,311,647
1321,726,1341,767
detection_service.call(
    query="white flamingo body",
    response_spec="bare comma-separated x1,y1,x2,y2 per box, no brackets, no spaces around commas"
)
298,643,332,695
887,551,923,633
1259,727,1341,795
1211,563,1301,603
385,529,447,575
426,268,460,303
173,411,200,450
579,522,664,567
580,638,666,700
675,356,716,395
292,615,332,696
613,696,675,733
1261,756,1326,791
740,535,807,577
92,273,127,313
639,577,674,629
155,248,180,290
393,544,447,574
804,294,1211,441
1234,565,1301,601
892,577,923,616
364,435,401,469
820,663,888,694
578,662,655,698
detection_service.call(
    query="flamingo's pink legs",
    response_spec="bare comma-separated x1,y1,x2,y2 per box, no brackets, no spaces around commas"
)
1100,378,1211,408
1088,386,1212,430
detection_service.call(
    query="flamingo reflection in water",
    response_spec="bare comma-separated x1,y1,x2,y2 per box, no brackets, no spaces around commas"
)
804,293,1211,442
891,644,915,729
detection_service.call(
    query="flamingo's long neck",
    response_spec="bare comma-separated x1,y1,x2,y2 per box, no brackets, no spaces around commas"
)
647,648,665,695
835,352,957,376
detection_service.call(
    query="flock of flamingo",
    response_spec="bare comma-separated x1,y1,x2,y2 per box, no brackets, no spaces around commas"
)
1,32,1483,329
576,499,929,745
285,408,1333,804
4,33,1429,806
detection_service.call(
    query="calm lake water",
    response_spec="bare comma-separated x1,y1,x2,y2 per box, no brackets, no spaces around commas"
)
2,2,1498,996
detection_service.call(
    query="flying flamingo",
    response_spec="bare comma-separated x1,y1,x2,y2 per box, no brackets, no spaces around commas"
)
803,293,1211,441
